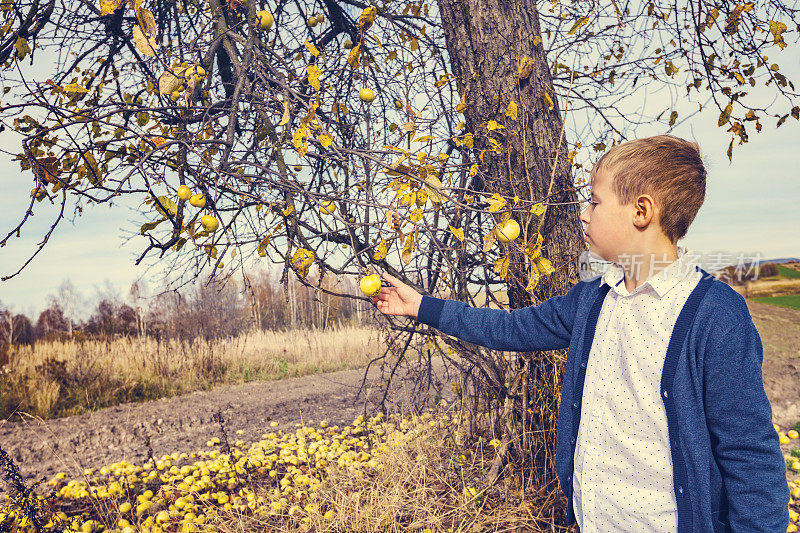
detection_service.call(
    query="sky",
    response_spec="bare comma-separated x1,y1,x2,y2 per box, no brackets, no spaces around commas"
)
1,15,798,321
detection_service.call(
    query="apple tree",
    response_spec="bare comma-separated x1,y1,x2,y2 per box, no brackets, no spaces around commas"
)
1,0,797,497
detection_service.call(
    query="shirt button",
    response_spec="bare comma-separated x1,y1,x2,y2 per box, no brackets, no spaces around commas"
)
580,361,587,369
570,437,576,445
572,402,579,409
663,390,668,398
678,485,683,494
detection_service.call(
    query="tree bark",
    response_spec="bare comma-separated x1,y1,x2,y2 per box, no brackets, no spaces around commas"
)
437,0,584,490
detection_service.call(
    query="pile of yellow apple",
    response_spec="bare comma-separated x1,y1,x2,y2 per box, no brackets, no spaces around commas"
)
0,413,448,532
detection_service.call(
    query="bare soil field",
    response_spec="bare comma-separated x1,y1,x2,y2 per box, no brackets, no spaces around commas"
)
1,299,798,492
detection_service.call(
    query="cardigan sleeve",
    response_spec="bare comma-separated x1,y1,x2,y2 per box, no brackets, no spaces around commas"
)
414,280,586,352
703,316,790,532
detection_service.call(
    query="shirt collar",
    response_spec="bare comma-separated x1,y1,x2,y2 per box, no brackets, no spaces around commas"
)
601,246,699,298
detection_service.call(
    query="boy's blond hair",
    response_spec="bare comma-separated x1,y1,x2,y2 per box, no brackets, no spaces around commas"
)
591,134,706,243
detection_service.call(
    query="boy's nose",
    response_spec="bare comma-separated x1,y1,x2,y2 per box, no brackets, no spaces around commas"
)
580,205,590,224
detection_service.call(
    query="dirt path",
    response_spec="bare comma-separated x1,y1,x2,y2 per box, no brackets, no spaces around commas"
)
750,299,800,428
0,357,453,488
1,299,798,490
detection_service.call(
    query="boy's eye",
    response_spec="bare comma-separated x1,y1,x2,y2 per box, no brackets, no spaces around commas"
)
589,201,598,206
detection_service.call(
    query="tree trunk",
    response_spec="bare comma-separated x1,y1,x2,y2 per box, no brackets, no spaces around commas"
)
437,0,584,490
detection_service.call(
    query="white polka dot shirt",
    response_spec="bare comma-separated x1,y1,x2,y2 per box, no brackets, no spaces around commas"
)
573,248,702,533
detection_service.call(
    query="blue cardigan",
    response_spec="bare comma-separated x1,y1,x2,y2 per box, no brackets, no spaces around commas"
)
415,270,789,532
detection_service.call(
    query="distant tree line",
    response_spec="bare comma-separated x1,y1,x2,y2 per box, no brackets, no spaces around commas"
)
716,261,779,285
0,269,377,350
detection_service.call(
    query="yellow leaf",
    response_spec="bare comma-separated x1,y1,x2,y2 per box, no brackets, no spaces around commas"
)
567,15,591,36
485,120,505,131
304,41,320,57
307,65,322,91
718,103,732,126
530,202,546,216
358,6,377,32
410,208,424,222
483,230,496,252
542,90,555,110
669,110,678,126
536,257,555,276
424,174,444,203
469,164,479,177
373,238,389,261
133,25,157,57
291,248,315,277
506,100,518,120
401,230,418,265
462,133,473,148
63,83,88,97
282,204,295,216
456,93,467,113
525,265,540,291
488,193,506,212
257,236,271,257
347,44,361,68
158,70,182,95
513,195,521,205
278,100,290,126
493,254,511,279
319,132,333,147
99,0,125,16
449,225,465,242
136,7,157,36
518,57,535,79
769,20,787,49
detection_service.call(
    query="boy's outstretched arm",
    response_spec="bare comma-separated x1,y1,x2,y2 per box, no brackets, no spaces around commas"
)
372,271,584,352
703,315,790,531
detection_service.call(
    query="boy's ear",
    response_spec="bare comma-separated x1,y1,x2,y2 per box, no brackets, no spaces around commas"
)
632,193,656,228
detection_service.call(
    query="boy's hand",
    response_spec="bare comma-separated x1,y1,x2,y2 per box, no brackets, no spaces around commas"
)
372,272,423,318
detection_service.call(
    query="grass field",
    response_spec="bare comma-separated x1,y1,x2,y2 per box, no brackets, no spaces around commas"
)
751,294,800,311
0,326,383,421
778,264,800,280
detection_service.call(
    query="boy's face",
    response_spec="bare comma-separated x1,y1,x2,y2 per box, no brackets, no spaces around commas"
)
580,169,633,263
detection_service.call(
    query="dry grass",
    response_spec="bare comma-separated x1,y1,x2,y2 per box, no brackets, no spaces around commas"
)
210,409,569,533
731,278,800,298
0,326,382,421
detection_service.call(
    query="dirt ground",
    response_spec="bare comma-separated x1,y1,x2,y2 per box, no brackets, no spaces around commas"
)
751,299,800,427
0,357,456,488
1,299,798,491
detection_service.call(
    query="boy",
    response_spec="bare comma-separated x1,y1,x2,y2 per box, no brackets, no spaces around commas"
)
371,135,789,532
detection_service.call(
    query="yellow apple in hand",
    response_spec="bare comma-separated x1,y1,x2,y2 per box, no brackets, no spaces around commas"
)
495,219,520,243
189,193,206,208
200,215,219,233
358,88,375,103
177,184,192,201
360,274,382,297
